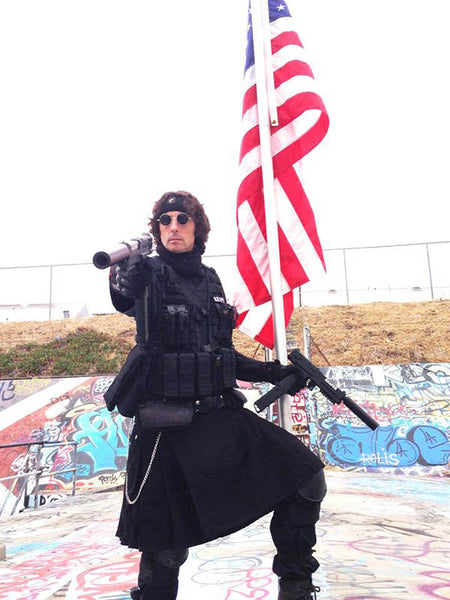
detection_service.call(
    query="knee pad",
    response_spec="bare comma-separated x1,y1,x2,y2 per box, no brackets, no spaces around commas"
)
154,548,189,569
297,469,327,503
272,471,326,529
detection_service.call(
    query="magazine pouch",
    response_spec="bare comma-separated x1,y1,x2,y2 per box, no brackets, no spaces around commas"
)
103,345,150,417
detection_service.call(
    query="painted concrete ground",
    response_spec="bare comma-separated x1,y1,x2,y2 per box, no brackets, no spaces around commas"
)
0,470,449,600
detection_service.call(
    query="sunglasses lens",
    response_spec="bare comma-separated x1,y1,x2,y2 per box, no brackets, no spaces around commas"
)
159,213,190,226
159,214,171,226
177,213,189,225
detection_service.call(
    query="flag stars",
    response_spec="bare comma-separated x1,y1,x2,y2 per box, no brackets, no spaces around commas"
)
276,3,287,11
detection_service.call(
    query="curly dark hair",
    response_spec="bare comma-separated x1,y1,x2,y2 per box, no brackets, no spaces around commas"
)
149,190,211,246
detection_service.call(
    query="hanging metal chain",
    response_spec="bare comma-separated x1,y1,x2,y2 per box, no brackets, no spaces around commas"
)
125,429,162,505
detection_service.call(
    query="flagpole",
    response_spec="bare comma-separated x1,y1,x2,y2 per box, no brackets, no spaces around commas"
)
251,0,293,432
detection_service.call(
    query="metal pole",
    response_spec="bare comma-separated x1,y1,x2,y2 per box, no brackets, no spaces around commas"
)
251,0,292,432
72,442,78,497
425,243,435,300
33,443,43,509
264,347,274,422
303,325,311,359
343,248,350,304
48,265,53,320
11,477,27,515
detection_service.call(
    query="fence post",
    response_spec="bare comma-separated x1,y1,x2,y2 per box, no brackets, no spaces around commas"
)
48,266,53,320
343,248,350,304
425,243,435,300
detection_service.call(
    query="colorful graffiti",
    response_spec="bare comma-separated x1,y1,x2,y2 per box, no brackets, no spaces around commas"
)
309,362,450,471
1,361,450,515
0,376,130,515
0,517,137,600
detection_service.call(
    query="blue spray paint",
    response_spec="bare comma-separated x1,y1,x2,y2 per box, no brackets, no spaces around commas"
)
70,407,129,474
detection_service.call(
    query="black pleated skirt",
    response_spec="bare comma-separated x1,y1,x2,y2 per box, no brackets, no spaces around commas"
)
117,407,324,551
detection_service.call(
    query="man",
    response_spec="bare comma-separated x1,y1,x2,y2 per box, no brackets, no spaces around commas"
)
107,190,326,600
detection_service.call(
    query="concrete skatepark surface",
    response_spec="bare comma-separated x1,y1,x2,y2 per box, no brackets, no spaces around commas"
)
0,470,449,600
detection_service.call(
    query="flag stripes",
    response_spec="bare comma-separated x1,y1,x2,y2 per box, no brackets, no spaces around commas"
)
234,1,329,348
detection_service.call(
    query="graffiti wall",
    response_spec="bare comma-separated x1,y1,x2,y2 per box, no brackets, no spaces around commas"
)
1,361,449,515
0,376,130,515
308,362,450,473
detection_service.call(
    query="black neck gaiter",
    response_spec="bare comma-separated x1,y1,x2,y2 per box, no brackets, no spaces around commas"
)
156,241,205,276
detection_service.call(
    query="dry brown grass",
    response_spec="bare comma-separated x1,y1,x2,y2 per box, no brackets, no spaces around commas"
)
1,299,449,367
0,314,135,353
291,299,450,366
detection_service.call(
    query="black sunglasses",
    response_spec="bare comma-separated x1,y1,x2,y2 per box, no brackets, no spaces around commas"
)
157,212,191,226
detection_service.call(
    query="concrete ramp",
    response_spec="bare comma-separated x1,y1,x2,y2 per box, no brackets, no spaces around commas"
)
1,470,449,599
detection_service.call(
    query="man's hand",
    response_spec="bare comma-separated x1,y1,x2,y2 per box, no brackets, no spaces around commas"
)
109,258,151,299
266,360,307,395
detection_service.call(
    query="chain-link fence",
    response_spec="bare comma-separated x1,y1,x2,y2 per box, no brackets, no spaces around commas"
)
0,241,449,322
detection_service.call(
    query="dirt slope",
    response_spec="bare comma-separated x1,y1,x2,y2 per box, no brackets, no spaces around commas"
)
1,299,449,370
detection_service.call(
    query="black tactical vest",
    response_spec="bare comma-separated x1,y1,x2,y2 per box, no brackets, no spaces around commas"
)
142,257,236,400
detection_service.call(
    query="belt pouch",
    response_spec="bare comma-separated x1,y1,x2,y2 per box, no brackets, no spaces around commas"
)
178,353,195,397
163,354,179,398
139,401,193,431
196,352,212,396
103,345,150,417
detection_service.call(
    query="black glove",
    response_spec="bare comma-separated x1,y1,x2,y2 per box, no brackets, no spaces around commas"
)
265,360,307,395
109,258,151,299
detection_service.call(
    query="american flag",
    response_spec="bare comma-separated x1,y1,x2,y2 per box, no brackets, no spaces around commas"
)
234,0,329,349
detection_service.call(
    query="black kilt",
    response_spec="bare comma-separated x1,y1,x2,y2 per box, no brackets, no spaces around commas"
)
117,406,324,551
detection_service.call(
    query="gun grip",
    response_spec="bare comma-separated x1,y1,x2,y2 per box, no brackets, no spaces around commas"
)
254,373,301,413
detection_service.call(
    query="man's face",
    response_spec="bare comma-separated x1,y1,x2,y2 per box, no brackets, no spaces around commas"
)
159,211,196,253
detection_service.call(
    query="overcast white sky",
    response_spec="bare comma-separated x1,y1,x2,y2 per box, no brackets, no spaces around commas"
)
1,1,449,294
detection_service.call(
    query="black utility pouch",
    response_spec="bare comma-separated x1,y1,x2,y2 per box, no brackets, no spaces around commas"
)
138,401,194,431
104,345,150,417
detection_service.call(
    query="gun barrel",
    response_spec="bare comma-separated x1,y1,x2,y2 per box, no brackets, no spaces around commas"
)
343,396,379,430
92,235,152,270
92,247,129,269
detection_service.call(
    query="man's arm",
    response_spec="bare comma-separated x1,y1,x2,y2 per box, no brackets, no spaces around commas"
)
234,350,306,388
109,267,135,317
109,257,153,316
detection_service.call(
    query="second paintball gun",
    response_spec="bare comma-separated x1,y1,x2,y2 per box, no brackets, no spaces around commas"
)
255,348,379,430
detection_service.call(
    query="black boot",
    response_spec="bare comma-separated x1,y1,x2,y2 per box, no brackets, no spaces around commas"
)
129,581,177,600
135,549,188,600
278,578,320,600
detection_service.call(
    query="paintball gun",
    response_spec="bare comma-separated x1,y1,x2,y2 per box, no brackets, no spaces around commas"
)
255,348,379,430
92,233,153,270
92,233,153,345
